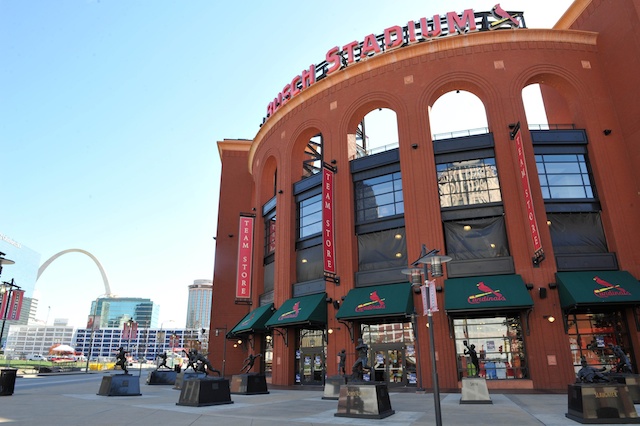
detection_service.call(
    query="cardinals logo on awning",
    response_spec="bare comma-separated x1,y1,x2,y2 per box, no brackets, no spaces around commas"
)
355,290,386,312
593,276,631,298
279,301,301,320
468,281,507,304
240,312,256,326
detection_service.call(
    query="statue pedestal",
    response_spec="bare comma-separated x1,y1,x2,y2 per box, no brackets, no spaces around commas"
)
97,374,141,396
323,375,346,400
460,377,492,404
146,370,177,385
608,374,640,404
173,371,206,390
567,383,640,423
230,373,269,395
176,377,234,407
334,383,395,419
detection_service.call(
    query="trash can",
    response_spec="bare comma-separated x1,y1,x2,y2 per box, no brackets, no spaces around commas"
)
0,368,17,396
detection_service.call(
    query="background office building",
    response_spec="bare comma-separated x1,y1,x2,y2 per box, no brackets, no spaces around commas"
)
186,279,212,329
209,0,640,392
87,297,159,329
5,324,75,358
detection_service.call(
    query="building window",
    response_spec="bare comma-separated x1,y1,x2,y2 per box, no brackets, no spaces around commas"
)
566,310,633,374
299,193,322,239
264,214,276,256
437,158,501,208
547,212,607,254
296,245,323,283
354,172,404,223
444,216,509,260
536,154,595,200
453,316,527,380
358,228,407,271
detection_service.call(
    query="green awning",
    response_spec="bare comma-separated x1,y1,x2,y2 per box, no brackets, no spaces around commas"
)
227,303,275,338
265,293,327,328
336,283,414,321
445,274,534,314
556,270,640,309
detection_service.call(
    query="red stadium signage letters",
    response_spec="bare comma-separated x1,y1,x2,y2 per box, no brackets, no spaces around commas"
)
265,5,524,121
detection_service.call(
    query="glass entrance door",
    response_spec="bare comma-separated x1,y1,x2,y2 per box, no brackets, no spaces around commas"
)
299,349,324,385
371,345,405,386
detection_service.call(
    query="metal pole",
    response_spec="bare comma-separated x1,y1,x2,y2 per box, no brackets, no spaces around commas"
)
411,312,424,391
425,265,442,426
222,328,227,378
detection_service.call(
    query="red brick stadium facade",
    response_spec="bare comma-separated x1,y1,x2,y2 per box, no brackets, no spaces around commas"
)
209,0,640,392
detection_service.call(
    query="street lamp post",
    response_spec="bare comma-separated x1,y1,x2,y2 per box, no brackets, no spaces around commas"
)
402,245,451,426
214,326,228,378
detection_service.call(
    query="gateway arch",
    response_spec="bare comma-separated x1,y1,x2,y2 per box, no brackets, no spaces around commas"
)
37,249,113,296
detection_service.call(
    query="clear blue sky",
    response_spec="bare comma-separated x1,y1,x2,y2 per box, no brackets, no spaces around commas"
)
0,0,573,328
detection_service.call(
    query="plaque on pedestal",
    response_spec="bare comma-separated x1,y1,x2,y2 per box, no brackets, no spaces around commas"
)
173,371,206,390
566,383,640,424
147,370,177,385
323,376,346,400
334,383,395,419
230,373,269,395
176,377,234,407
608,374,640,404
460,377,492,404
97,374,141,396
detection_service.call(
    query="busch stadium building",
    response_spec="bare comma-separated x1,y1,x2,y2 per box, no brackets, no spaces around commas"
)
209,0,640,392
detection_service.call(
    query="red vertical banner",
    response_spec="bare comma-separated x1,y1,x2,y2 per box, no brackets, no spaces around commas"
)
512,123,545,265
322,165,336,276
130,322,138,340
0,291,7,319
236,215,254,300
8,289,24,320
122,322,130,340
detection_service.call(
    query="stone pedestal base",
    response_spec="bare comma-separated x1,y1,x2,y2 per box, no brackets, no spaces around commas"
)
176,377,234,407
323,375,346,400
609,374,640,404
566,383,640,424
460,377,492,404
173,371,206,390
335,383,395,419
97,374,141,396
146,370,177,385
230,373,269,395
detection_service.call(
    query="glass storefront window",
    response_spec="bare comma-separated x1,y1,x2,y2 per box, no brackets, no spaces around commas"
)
360,322,415,386
453,316,527,380
566,311,633,374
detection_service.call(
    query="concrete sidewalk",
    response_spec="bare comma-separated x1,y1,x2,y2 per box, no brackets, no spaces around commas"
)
0,372,636,425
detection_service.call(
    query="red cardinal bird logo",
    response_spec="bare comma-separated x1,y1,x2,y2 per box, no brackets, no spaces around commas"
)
370,291,383,305
491,4,520,28
477,281,500,296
